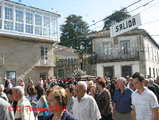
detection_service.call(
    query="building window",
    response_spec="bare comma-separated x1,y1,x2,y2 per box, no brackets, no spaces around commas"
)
153,68,155,78
43,14,50,36
40,73,47,81
25,10,33,34
122,66,132,78
15,7,24,32
40,47,48,65
6,71,16,86
51,16,58,38
147,44,150,59
0,5,2,29
104,66,114,80
121,41,130,54
4,4,13,30
149,67,151,77
103,42,112,55
35,12,42,35
156,68,158,76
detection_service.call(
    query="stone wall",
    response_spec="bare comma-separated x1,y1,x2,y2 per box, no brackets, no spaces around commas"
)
0,36,54,85
54,58,96,78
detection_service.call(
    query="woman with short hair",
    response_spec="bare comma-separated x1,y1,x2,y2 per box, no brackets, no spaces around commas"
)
96,78,113,120
44,86,78,120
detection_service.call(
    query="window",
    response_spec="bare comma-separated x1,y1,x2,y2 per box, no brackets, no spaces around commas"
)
40,73,47,81
15,7,23,32
25,10,33,34
152,47,153,61
103,42,112,55
6,71,16,86
35,12,42,35
43,14,50,36
122,66,132,78
4,4,13,30
149,67,151,77
51,16,58,38
0,5,2,29
156,68,158,76
121,41,130,54
40,47,48,65
104,66,114,80
147,44,150,59
153,68,155,78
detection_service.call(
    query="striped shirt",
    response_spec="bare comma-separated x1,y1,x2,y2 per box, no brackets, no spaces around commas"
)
132,88,159,120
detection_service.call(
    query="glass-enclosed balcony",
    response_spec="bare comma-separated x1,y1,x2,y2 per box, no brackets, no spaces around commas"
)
0,0,60,42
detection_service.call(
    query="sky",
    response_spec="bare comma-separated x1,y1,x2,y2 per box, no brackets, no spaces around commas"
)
10,0,159,44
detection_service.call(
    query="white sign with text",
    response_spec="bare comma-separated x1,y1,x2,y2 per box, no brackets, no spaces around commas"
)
110,13,141,37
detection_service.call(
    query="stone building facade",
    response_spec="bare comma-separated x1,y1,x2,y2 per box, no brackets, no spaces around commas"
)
90,29,159,79
54,45,96,78
0,0,60,85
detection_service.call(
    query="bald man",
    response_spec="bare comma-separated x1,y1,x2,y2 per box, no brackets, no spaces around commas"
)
72,81,101,120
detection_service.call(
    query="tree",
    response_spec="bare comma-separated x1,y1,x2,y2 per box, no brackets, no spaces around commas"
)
103,10,131,30
59,15,92,53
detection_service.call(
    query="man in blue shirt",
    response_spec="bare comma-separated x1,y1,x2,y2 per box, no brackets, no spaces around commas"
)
112,77,132,120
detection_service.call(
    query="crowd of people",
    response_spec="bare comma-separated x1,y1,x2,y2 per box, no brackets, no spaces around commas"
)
0,72,159,120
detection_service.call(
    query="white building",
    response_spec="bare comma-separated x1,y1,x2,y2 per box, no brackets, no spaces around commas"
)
90,29,159,79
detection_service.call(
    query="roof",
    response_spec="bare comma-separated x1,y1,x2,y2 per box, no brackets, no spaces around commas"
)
89,29,159,49
54,45,78,58
4,0,60,17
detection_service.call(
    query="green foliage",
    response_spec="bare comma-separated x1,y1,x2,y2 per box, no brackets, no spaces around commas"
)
55,56,64,62
103,10,131,30
83,56,93,64
59,15,92,53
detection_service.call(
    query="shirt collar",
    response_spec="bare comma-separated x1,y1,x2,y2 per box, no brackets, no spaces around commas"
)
18,96,25,104
78,93,87,102
137,87,147,95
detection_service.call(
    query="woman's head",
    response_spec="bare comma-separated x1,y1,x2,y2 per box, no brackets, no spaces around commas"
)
46,86,68,112
98,78,106,89
65,84,75,98
29,86,37,96
35,85,45,100
89,85,96,96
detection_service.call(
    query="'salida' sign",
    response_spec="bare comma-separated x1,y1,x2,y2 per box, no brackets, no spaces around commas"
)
110,13,141,37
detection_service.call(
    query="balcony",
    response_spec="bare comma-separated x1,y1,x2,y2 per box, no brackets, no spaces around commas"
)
0,0,60,42
95,51,139,63
35,59,54,67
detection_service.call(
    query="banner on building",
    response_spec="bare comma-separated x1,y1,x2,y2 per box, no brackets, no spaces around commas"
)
110,13,141,37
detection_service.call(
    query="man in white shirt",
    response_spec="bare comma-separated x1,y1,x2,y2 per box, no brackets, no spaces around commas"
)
132,72,159,120
12,86,34,120
72,81,101,120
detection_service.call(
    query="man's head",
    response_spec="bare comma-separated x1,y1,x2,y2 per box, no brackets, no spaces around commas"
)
75,81,87,101
132,72,145,90
156,76,159,84
144,79,149,86
12,86,24,101
117,77,126,89
6,89,14,102
0,84,4,93
149,78,154,85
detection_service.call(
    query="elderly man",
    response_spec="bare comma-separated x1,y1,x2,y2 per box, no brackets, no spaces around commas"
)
12,86,34,120
0,84,8,102
72,81,101,120
112,77,132,120
149,78,159,102
132,72,159,120
0,97,14,120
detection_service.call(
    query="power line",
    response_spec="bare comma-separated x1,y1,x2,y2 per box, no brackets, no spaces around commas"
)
122,0,142,10
129,0,155,13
